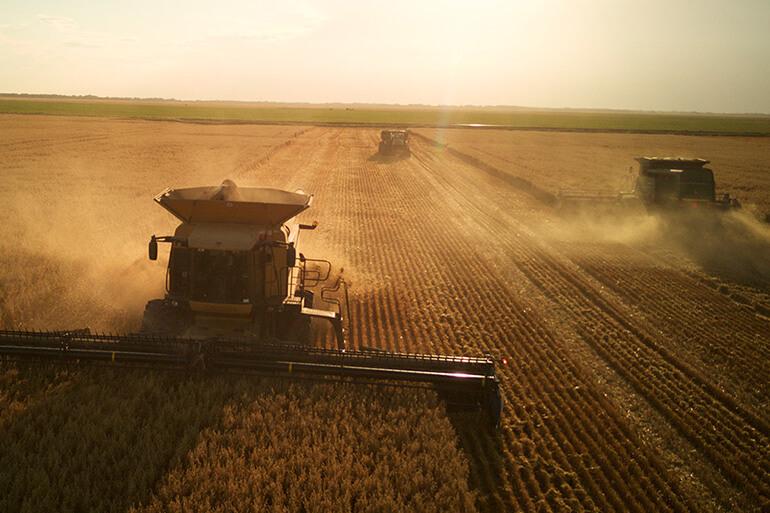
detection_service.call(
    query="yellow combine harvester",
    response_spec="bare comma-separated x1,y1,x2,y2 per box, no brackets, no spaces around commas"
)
142,179,343,345
0,180,502,427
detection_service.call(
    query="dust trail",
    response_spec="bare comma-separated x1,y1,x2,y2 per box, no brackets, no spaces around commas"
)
0,181,170,332
293,223,373,295
539,205,770,289
538,207,663,246
659,210,770,288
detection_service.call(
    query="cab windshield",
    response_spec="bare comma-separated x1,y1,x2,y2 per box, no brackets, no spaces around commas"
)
168,247,250,303
192,249,249,303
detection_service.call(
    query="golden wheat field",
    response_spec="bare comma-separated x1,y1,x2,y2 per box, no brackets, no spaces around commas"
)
1,114,769,513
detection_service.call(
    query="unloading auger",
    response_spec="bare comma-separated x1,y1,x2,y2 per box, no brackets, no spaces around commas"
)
0,180,502,427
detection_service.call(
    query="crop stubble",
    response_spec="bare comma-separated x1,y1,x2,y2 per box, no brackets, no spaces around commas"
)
249,129,702,512
407,138,768,511
255,128,767,511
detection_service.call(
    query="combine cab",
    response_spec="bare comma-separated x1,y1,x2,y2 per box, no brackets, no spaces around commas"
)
378,129,410,156
0,179,502,428
557,157,741,213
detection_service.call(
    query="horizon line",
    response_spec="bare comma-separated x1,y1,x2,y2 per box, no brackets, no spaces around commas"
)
2,92,770,118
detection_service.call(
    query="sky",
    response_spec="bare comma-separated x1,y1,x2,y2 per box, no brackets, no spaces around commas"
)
1,0,769,113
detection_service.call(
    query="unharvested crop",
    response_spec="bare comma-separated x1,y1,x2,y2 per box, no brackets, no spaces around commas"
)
0,365,76,428
0,366,475,513
0,367,235,513
133,384,476,513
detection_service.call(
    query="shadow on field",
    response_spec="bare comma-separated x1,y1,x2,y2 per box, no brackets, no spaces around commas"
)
0,368,234,513
447,411,507,512
367,152,411,163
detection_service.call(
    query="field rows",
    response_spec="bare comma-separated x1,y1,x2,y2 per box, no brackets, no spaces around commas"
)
1,119,768,512
562,241,769,412
512,244,769,503
250,129,699,512
408,138,769,508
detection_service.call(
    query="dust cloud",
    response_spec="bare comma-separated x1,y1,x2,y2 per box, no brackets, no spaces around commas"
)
660,210,770,288
0,120,311,334
294,226,373,295
540,206,770,289
0,183,169,333
541,207,662,246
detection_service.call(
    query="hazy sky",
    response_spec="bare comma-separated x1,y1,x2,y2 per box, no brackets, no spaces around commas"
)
1,0,769,112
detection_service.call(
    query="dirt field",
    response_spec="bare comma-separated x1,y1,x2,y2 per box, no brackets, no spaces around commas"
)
1,114,769,512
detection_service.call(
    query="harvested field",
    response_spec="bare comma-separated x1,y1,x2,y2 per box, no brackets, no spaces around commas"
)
1,114,769,512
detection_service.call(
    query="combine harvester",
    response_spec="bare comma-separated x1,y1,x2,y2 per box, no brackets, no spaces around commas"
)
378,129,411,157
558,157,741,213
0,180,502,427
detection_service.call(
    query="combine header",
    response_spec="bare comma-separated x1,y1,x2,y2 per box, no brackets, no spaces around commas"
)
0,180,501,427
0,331,500,420
558,157,741,213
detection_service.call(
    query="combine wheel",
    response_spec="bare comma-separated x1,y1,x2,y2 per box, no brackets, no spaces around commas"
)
295,317,311,345
140,300,189,336
486,381,503,430
278,311,312,345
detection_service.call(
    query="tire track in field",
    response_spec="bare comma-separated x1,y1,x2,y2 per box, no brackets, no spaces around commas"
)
232,128,701,512
562,241,769,414
230,127,314,179
404,148,695,512
253,130,572,510
410,139,770,509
